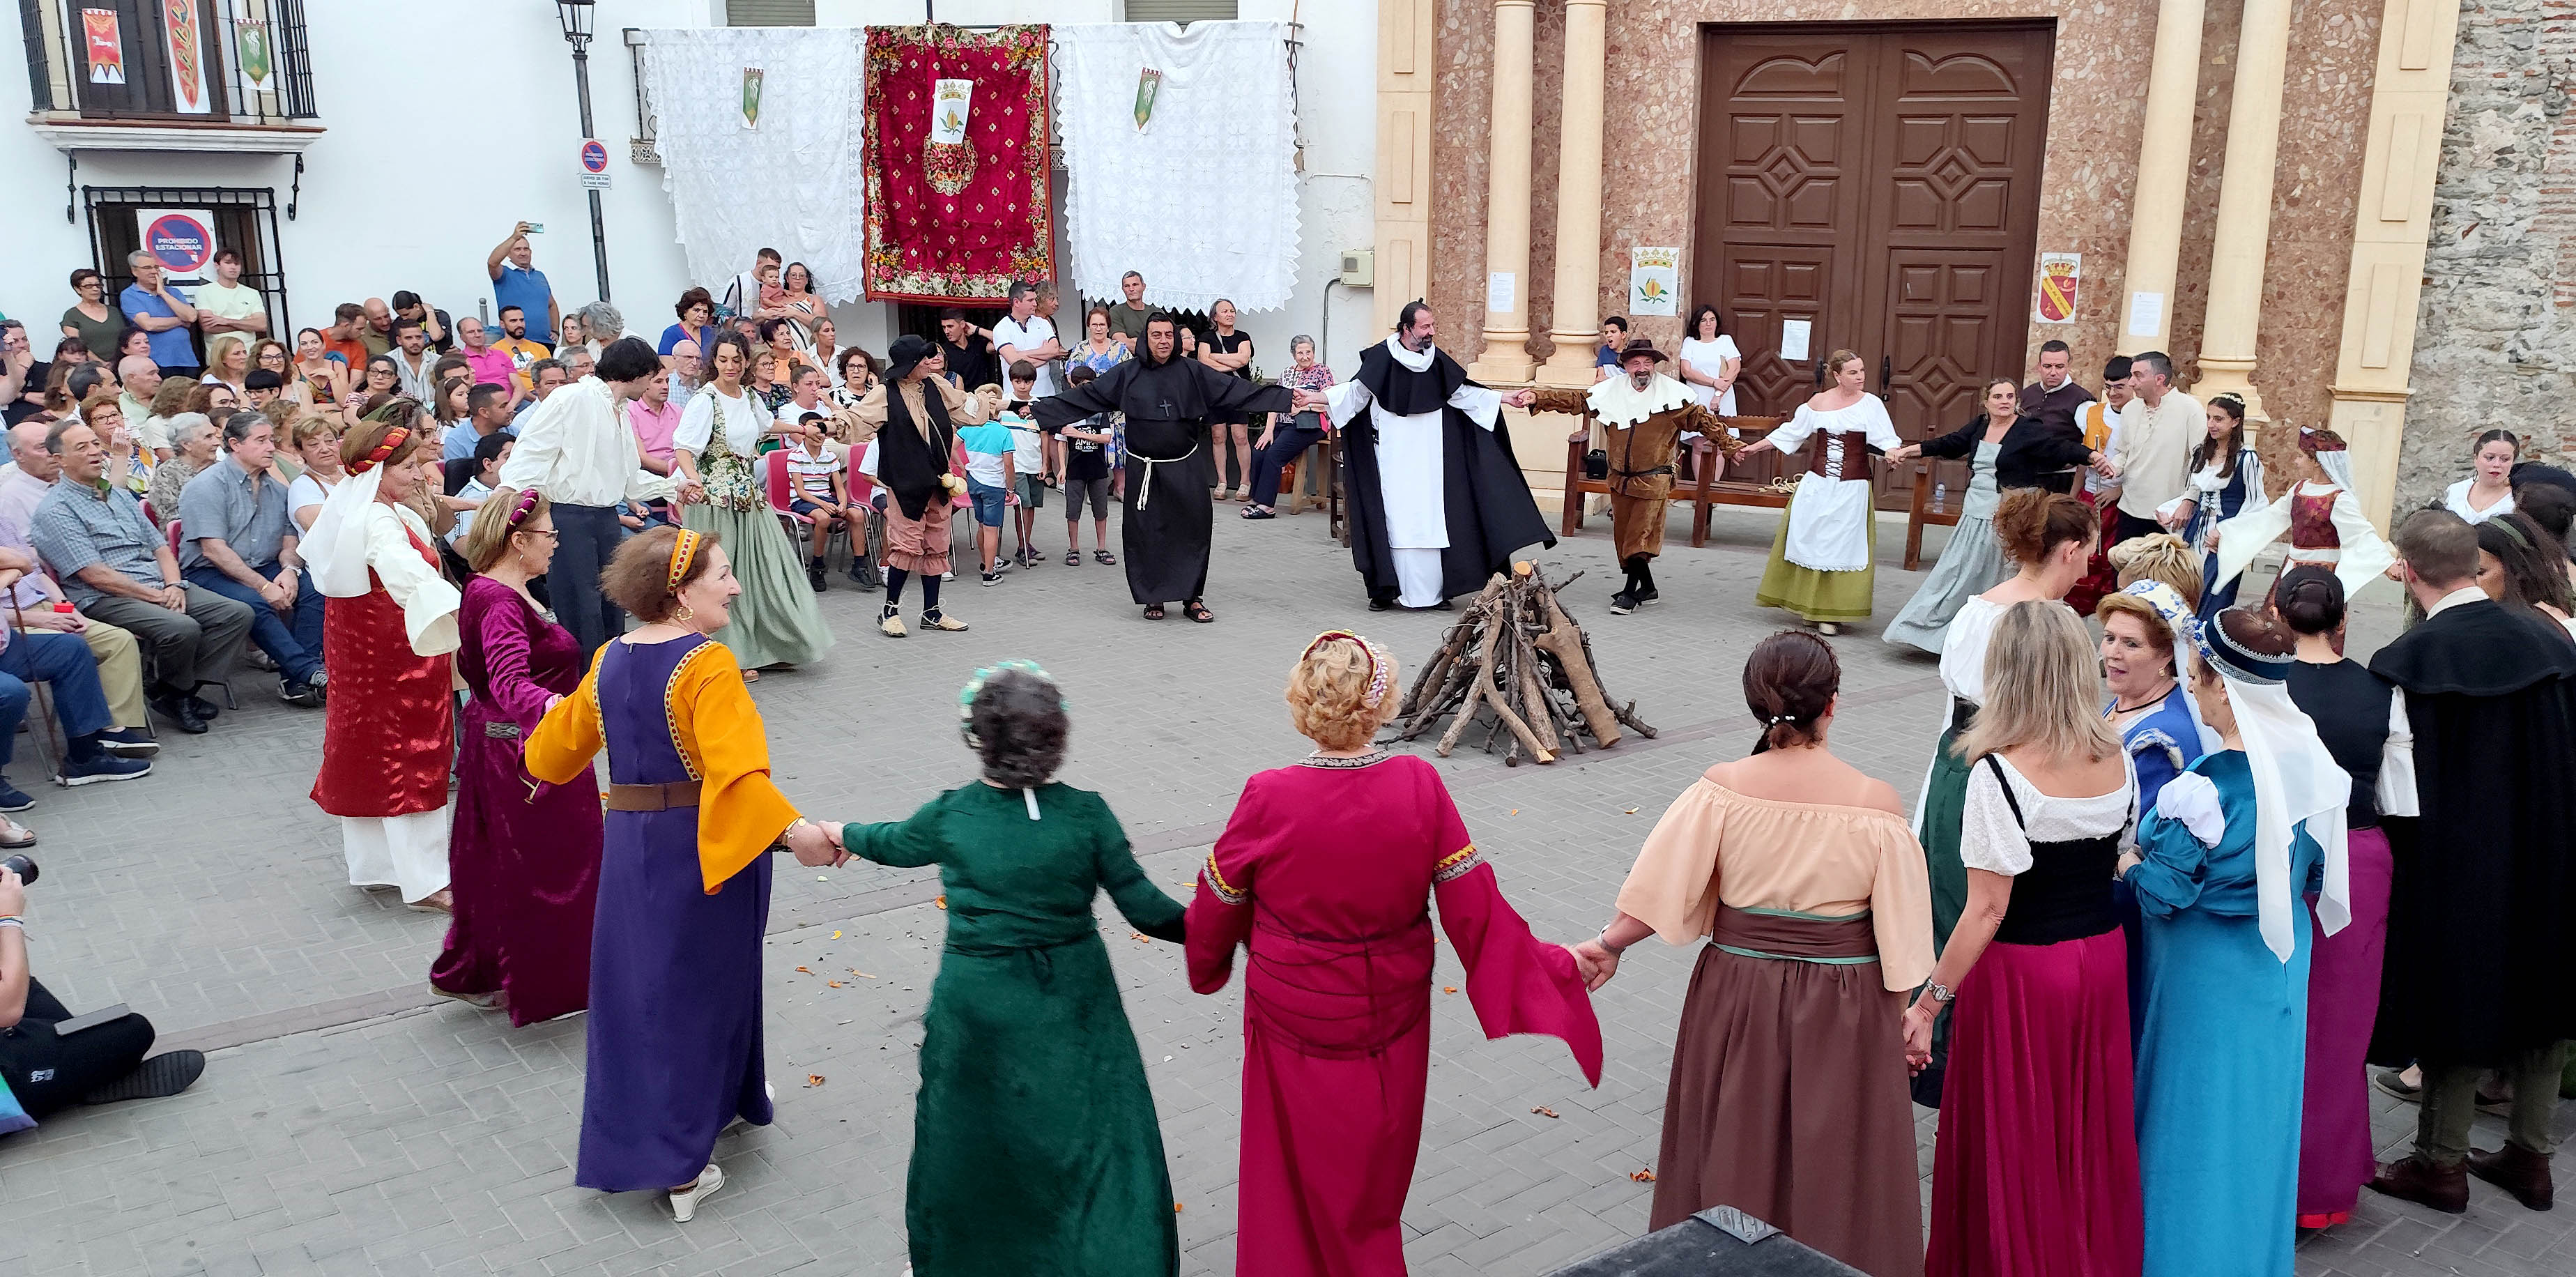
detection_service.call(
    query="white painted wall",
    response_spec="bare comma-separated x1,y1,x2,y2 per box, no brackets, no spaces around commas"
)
0,1,1373,380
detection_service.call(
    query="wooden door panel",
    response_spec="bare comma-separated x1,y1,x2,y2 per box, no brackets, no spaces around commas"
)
1722,247,1837,411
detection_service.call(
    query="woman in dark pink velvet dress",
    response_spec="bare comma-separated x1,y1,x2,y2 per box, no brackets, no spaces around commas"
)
431,489,603,1025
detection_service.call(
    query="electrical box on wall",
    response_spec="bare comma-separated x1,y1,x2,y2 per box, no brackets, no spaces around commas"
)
1339,250,1374,287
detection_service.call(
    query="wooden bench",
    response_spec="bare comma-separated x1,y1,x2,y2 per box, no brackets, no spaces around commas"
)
1558,415,1791,549
1902,458,1969,572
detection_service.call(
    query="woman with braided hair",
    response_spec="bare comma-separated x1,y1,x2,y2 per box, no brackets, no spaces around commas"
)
429,487,602,1025
836,663,1186,1276
1188,632,1602,1275
303,400,463,912
1580,630,1933,1276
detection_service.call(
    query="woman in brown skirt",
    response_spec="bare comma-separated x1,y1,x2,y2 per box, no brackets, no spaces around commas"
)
1578,632,1933,1276
850,334,983,638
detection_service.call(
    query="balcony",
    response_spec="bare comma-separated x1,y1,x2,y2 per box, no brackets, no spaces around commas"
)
18,0,322,153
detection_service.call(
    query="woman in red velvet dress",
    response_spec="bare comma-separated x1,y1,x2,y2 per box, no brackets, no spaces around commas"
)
303,401,463,912
429,487,603,1024
1187,631,1602,1276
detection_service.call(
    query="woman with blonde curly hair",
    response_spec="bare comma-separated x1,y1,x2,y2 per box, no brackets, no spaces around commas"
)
1188,632,1602,1275
2109,532,2203,610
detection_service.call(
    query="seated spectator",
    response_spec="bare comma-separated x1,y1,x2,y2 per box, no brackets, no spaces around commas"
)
510,359,567,422
783,414,852,590
454,316,514,400
390,291,450,353
562,346,598,384
0,864,204,1119
290,326,347,407
431,376,473,454
444,383,515,462
287,415,342,533
666,339,704,412
627,370,680,476
245,369,284,412
139,377,193,460
491,306,551,388
116,356,162,440
390,319,440,402
179,413,323,706
447,433,513,549
86,394,154,500
0,537,153,802
0,423,59,533
661,288,716,362
30,415,255,733
0,478,155,763
201,334,251,395
358,298,396,359
576,301,624,355
146,413,219,519
321,303,369,370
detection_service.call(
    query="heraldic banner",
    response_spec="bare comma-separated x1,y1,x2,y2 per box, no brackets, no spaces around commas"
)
862,24,1051,303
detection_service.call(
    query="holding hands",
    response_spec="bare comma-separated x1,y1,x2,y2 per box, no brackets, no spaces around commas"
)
783,818,848,868
1569,940,1620,992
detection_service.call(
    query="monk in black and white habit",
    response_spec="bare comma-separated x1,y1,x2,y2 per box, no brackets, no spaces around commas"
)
1037,312,1293,622
1303,300,1556,610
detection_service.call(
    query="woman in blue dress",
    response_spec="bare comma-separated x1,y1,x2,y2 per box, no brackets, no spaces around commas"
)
2120,606,2352,1276
2161,392,2262,618
2098,581,2210,1044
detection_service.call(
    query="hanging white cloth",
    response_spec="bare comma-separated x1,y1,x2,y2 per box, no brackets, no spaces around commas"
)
1052,22,1300,313
639,27,871,304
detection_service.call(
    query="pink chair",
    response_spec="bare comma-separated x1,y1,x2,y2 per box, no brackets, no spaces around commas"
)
764,449,852,567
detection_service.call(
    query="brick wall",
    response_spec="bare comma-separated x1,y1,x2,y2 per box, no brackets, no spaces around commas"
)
2398,0,2576,508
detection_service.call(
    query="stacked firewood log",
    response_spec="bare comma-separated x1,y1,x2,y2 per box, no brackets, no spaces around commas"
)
1388,563,1655,765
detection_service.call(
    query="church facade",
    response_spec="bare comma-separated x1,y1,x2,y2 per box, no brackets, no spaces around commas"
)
1364,0,2575,525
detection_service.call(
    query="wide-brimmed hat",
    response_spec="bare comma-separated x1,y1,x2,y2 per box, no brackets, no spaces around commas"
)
886,333,937,381
1613,338,1669,366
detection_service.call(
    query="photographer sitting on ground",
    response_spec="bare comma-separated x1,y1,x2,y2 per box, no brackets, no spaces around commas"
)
0,861,203,1121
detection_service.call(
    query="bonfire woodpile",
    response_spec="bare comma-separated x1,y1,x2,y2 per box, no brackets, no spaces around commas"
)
1387,563,1656,765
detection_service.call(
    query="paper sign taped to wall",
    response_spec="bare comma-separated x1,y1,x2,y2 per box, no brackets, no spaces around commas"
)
2126,291,2165,338
1779,319,1812,362
1487,271,1516,316
1628,247,1679,316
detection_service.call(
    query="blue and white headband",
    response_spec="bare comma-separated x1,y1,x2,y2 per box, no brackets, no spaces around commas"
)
2194,611,2296,686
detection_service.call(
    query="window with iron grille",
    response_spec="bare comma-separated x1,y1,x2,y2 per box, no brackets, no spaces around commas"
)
1124,0,1238,23
18,0,316,121
86,186,291,365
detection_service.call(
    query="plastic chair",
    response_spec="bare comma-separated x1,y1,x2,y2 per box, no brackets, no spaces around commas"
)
763,450,852,569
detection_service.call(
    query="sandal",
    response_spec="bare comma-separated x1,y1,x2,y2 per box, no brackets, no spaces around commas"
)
1183,599,1216,624
1239,505,1275,520
1232,487,1252,503
0,818,33,850
1142,604,1166,620
1065,549,1080,566
1094,550,1117,566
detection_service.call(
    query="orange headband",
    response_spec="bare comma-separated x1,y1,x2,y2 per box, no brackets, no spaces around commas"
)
347,425,411,475
667,528,702,593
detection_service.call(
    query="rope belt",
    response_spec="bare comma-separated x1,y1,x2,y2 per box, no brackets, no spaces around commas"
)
1126,441,1200,511
606,780,702,811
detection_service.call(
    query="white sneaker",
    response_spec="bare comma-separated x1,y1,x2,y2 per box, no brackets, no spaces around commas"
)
670,1162,725,1223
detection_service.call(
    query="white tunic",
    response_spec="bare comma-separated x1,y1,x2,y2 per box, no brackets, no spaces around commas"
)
1770,395,1901,572
2443,477,2514,525
1321,338,1505,607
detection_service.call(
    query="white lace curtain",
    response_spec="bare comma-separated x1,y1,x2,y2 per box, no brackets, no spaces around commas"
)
1052,22,1301,314
639,27,871,304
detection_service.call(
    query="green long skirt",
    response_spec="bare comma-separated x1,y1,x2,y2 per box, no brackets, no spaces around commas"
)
1754,507,1878,623
906,933,1180,1276
1919,721,1972,949
679,500,835,670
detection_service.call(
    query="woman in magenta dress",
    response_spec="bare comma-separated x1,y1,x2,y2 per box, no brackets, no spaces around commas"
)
430,487,604,1026
1186,631,1602,1276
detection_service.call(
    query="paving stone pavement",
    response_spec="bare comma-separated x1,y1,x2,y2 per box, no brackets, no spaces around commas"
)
1,500,2567,1277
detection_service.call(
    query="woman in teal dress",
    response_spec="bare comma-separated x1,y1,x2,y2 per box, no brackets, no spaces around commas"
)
838,662,1186,1277
2121,606,2351,1276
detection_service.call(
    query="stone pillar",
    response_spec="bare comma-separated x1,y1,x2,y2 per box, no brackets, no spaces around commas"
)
1468,0,1538,383
2192,0,2297,422
1534,0,1609,387
2116,0,2208,357
2327,0,2463,526
1372,0,1436,336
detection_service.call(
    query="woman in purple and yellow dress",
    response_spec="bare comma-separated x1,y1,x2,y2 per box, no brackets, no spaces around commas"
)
429,487,602,1025
526,526,843,1222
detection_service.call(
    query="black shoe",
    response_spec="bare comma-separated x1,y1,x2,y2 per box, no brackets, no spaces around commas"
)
95,728,159,758
1367,597,1394,612
82,1050,205,1105
1609,592,1639,615
185,694,220,721
279,680,324,708
1634,586,1660,605
806,565,827,592
55,752,150,787
150,696,208,735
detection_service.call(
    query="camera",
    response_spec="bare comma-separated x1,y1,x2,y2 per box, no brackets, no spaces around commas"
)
2,854,35,885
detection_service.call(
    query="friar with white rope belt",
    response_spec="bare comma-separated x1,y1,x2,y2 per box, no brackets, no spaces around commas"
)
1035,312,1293,624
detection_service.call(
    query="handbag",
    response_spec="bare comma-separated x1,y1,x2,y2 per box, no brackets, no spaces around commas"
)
1584,449,1609,482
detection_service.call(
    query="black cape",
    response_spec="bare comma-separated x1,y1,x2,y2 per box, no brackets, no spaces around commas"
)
2367,597,2576,1066
1340,342,1556,604
1038,355,1291,605
1917,412,2096,492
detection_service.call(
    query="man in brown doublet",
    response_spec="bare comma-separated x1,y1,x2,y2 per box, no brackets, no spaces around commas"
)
1533,339,1738,613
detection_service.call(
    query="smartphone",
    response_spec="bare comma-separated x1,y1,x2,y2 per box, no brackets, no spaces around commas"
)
523,223,544,234
53,1003,129,1036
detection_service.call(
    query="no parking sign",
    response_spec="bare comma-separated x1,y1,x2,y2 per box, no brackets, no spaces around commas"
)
135,208,218,282
578,138,612,190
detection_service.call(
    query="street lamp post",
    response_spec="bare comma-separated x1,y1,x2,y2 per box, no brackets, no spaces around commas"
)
557,0,611,301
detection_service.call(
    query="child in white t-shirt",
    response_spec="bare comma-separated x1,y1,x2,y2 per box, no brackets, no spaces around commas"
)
958,385,1018,585
783,411,853,589
999,361,1048,568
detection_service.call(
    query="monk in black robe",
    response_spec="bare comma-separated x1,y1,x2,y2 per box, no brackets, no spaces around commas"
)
1317,301,1556,610
1036,312,1291,621
2365,508,2576,1214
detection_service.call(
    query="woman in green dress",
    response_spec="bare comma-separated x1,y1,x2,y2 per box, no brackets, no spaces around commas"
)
672,332,834,678
838,662,1187,1277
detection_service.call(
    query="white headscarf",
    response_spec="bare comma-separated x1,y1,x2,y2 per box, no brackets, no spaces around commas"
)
2198,615,2352,961
2117,580,2216,747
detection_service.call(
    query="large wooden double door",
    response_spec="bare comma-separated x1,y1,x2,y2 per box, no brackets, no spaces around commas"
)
1694,23,2053,498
